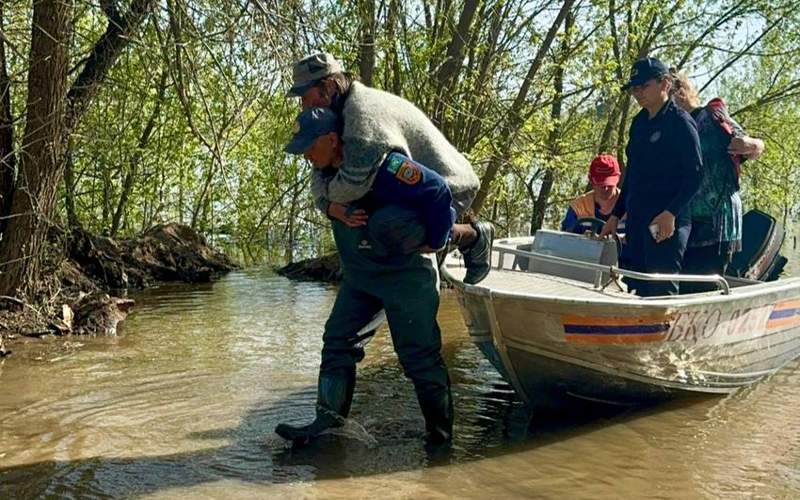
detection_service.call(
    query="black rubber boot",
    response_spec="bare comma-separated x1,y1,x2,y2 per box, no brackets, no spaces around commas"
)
275,368,356,446
462,221,494,285
416,379,454,446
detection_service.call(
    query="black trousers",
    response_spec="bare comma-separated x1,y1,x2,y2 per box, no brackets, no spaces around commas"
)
623,218,691,297
680,244,731,294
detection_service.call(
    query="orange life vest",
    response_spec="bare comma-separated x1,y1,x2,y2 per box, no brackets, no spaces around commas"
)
569,190,620,219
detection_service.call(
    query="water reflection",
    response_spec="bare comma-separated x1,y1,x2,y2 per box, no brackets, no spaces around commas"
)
1,269,799,499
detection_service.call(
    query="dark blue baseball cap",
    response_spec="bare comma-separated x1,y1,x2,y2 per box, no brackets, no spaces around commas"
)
622,57,669,90
285,107,339,154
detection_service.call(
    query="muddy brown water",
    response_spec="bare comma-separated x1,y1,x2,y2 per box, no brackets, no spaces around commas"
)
1,262,799,499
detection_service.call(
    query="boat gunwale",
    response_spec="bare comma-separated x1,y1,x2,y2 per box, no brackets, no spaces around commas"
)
442,232,800,309
442,262,800,309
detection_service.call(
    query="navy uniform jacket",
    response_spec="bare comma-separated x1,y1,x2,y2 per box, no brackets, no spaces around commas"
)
612,99,702,226
370,152,456,250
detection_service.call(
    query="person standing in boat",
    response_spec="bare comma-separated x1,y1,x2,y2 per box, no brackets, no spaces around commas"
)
600,57,702,296
670,71,765,293
560,154,624,233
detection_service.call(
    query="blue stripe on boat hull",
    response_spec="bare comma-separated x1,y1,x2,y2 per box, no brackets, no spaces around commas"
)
563,324,669,335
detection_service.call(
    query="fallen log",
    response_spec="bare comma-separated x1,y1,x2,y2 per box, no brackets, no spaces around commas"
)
275,253,341,283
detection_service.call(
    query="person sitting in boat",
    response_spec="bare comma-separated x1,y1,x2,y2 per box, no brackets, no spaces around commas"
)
670,70,765,293
560,154,625,234
600,57,702,297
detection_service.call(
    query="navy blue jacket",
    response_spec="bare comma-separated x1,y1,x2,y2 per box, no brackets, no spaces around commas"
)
612,99,702,225
371,152,456,250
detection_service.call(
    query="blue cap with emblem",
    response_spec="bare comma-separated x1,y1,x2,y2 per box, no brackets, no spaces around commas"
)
285,107,339,154
622,57,669,91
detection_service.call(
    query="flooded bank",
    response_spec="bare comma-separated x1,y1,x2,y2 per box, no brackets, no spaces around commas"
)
1,268,799,499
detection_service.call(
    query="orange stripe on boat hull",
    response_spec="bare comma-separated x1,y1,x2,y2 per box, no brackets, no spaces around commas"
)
561,314,674,326
773,299,800,311
767,317,800,330
565,333,666,344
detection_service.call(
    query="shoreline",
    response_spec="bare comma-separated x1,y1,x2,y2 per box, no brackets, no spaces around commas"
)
0,223,237,357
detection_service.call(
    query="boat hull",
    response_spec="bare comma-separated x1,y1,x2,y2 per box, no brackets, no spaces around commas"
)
445,246,800,409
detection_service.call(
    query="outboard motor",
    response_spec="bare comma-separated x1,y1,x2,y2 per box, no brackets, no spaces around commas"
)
727,209,788,281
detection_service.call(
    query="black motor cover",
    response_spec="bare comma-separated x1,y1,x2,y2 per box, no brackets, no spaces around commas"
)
727,209,788,281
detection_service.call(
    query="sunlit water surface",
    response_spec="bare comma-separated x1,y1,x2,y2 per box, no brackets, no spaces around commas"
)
1,256,799,499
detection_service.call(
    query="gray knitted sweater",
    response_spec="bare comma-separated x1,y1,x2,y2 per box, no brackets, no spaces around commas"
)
311,82,479,216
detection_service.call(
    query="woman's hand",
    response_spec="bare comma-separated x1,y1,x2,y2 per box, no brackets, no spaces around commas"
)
599,215,619,238
728,136,765,160
328,202,368,227
650,210,675,243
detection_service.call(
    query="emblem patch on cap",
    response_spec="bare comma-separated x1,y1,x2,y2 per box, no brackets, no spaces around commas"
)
649,130,661,143
395,161,421,185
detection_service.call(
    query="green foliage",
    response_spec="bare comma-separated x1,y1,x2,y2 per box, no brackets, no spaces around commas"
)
4,0,795,265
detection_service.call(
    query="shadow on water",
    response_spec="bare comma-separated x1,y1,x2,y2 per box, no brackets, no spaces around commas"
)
0,364,716,499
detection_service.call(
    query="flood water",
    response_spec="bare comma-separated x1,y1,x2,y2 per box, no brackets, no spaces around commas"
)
1,263,799,499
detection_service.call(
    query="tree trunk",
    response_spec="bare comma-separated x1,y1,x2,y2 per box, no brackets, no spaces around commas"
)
356,0,376,86
190,161,216,229
435,0,479,90
111,68,168,237
285,174,301,263
615,97,631,169
64,0,156,134
531,170,555,234
64,148,80,228
385,0,403,96
470,0,575,216
0,0,155,297
178,154,185,224
531,13,572,234
0,0,16,235
460,0,504,152
597,92,627,153
425,0,454,94
0,0,72,297
102,164,112,229
431,0,480,128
